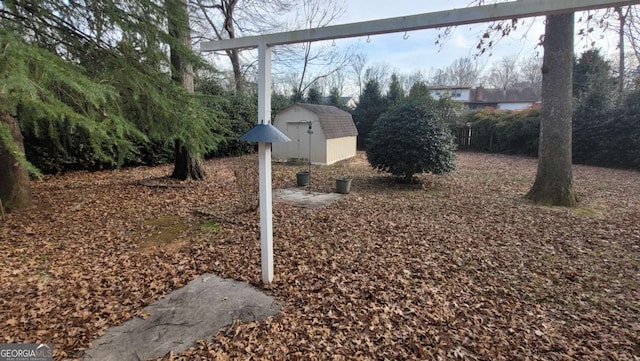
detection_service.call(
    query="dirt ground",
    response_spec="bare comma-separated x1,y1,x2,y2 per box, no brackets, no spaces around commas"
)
0,152,638,360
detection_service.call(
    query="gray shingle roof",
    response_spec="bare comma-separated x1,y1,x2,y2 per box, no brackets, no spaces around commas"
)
294,103,358,139
471,87,541,103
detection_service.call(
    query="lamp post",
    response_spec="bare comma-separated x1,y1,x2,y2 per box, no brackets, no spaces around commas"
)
307,122,313,194
238,121,290,284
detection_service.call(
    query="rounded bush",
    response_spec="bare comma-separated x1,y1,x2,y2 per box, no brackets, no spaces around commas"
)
366,99,456,181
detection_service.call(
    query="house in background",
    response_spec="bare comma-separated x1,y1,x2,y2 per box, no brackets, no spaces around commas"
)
467,86,542,110
272,104,358,165
429,86,473,102
428,85,541,111
320,96,357,109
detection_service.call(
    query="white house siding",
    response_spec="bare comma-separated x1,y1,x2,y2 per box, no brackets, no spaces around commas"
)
326,136,357,165
497,102,534,111
429,88,471,101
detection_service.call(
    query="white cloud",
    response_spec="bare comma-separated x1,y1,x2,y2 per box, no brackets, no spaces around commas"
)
454,34,469,49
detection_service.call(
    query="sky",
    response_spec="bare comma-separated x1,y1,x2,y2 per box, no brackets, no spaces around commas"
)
203,0,624,95
331,0,620,74
333,0,545,72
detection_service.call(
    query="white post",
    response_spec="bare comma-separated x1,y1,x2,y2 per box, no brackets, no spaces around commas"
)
257,43,274,284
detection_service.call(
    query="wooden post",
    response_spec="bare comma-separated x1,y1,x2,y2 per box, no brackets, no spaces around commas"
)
257,43,274,284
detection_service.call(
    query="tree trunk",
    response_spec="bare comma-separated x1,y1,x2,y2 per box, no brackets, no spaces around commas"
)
616,7,627,96
526,13,576,207
168,0,205,180
170,139,205,180
228,50,245,93
0,114,32,211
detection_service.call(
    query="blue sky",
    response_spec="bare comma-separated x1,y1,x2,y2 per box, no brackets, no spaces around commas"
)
335,0,544,72
203,1,624,94
325,0,618,73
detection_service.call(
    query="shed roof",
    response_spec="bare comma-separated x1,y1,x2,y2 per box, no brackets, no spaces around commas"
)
284,103,358,139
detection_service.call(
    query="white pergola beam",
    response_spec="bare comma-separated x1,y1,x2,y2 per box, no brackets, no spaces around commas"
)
201,0,639,52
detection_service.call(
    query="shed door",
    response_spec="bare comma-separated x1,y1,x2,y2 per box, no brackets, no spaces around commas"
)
287,122,310,161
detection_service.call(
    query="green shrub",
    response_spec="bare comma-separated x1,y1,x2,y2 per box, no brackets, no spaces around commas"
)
494,109,540,156
366,99,456,181
464,108,540,156
196,78,258,158
465,108,504,151
573,90,640,169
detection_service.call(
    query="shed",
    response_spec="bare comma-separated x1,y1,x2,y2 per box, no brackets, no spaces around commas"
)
272,103,358,165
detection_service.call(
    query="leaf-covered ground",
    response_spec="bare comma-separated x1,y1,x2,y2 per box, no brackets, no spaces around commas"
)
1,152,639,360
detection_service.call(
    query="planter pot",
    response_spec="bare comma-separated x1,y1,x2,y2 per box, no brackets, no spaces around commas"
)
336,176,352,194
296,170,309,186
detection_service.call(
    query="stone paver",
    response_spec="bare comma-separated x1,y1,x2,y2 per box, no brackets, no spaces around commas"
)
83,274,280,361
273,188,343,209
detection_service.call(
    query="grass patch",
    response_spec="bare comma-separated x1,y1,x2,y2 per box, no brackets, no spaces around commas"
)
572,206,605,218
137,215,189,252
199,220,222,232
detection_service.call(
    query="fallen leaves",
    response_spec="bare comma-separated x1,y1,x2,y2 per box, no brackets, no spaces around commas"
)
0,153,639,360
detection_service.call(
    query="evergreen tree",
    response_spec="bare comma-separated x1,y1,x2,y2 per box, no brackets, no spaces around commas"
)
408,81,431,100
387,73,405,105
353,80,386,149
167,0,206,180
0,114,31,211
306,86,322,104
0,0,226,208
290,87,304,103
328,87,342,106
272,91,293,121
573,49,615,100
0,31,144,209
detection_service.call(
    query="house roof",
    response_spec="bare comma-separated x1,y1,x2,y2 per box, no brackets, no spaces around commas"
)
470,87,541,103
287,103,358,139
428,86,473,90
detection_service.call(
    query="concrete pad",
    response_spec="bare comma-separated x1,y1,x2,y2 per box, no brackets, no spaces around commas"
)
83,274,280,361
273,188,343,209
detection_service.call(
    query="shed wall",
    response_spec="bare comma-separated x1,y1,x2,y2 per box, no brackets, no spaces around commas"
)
272,107,328,164
272,105,357,165
326,136,357,165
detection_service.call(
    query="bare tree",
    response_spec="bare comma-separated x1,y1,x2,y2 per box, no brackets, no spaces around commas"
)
363,63,391,90
328,68,348,96
429,68,448,86
401,70,426,93
519,55,543,87
350,52,368,97
190,0,294,93
624,6,640,67
446,57,480,86
615,6,630,95
486,55,520,90
280,0,353,96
